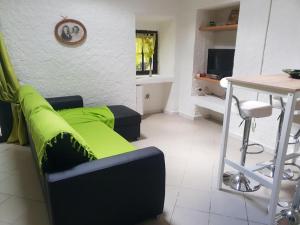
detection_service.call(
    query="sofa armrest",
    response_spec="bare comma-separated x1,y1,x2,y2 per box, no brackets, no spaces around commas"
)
46,96,83,110
45,147,165,225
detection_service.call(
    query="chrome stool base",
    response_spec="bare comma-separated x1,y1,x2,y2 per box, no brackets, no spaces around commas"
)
259,164,294,180
259,163,300,181
224,172,261,192
275,209,300,225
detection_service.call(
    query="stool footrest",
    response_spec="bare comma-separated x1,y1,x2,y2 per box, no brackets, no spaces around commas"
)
225,158,273,189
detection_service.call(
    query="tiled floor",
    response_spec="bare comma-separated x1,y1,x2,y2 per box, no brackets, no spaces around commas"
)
0,113,296,225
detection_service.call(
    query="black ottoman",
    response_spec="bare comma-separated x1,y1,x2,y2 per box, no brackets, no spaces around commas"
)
108,105,141,142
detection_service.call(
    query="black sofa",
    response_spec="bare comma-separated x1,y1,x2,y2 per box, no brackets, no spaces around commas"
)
22,96,166,225
0,100,12,143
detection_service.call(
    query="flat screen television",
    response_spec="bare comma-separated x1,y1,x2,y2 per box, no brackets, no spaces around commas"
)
207,49,235,79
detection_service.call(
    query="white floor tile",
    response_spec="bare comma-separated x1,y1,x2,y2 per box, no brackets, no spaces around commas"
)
171,207,209,225
176,188,211,212
249,223,267,225
210,190,247,220
0,194,10,206
12,201,49,225
0,197,36,223
244,194,269,224
0,221,11,225
209,214,248,225
0,172,43,201
163,186,179,221
165,156,187,187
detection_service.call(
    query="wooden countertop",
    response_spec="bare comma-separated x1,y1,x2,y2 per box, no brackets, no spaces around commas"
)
228,74,300,94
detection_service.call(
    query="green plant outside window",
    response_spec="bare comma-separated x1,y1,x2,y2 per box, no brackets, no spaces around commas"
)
136,31,158,75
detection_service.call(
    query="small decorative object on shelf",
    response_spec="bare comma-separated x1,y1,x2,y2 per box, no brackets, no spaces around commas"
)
55,17,87,46
195,73,201,79
209,21,216,26
206,74,219,80
283,69,300,79
198,87,212,96
227,9,239,25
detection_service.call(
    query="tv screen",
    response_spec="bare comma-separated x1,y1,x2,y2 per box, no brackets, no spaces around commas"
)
207,49,235,79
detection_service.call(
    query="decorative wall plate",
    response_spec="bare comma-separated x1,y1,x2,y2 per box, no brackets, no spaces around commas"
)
54,19,87,45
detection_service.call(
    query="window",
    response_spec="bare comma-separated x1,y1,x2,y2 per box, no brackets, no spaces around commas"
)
136,30,158,75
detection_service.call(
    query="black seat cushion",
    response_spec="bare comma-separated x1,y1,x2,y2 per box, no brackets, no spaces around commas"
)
108,105,141,128
46,96,83,111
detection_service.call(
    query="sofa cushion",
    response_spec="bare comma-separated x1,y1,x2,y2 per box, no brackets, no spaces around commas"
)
69,120,136,159
19,85,53,120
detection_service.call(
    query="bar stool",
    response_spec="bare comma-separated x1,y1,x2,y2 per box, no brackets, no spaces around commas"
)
259,96,300,180
275,179,300,225
220,78,272,192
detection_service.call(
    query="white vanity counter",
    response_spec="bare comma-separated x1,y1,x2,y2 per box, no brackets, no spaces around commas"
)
136,75,174,85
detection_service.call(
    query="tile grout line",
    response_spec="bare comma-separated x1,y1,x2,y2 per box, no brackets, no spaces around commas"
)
0,194,13,207
243,193,251,225
208,163,215,225
0,189,45,203
169,157,188,223
209,211,249,223
169,192,179,223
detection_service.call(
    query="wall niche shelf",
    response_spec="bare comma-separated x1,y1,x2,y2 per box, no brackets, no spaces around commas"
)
199,24,238,32
192,95,225,114
195,77,220,84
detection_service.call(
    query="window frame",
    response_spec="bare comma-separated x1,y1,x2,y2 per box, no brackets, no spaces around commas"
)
136,30,158,76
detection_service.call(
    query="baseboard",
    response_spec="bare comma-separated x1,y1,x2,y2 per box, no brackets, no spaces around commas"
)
163,109,178,115
179,111,202,120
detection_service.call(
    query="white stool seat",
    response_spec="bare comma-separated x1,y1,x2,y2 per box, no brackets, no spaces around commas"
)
239,101,272,118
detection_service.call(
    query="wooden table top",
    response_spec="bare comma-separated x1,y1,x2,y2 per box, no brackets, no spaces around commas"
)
228,74,300,94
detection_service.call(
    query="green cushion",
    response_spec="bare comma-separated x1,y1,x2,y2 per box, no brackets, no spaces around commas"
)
69,120,136,159
19,85,53,120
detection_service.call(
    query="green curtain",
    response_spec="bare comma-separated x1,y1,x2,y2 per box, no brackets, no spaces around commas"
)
0,33,27,145
136,33,156,72
136,36,143,70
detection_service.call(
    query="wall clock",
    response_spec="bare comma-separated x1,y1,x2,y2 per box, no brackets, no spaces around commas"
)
54,18,87,45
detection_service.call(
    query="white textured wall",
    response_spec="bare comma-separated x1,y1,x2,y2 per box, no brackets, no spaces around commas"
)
0,0,135,108
262,0,300,73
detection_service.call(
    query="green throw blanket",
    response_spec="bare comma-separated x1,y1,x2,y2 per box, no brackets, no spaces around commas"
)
58,106,115,129
19,85,96,169
18,85,135,172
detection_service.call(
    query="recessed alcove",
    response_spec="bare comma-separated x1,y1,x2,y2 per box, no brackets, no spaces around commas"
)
192,3,240,117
